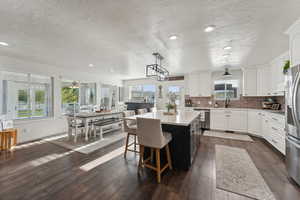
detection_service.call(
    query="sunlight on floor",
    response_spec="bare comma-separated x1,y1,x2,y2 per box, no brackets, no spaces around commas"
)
13,134,68,150
79,146,125,171
29,150,74,167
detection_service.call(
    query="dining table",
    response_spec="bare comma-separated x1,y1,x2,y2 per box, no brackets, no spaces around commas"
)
70,111,123,141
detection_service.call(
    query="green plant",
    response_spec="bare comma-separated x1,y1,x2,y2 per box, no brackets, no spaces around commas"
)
166,103,175,112
283,60,290,74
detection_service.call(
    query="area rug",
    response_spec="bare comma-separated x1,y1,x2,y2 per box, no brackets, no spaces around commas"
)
215,188,254,200
47,131,126,154
203,130,254,142
215,145,276,200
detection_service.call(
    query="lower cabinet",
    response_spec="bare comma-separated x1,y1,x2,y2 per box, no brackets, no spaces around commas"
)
247,110,262,136
210,109,286,155
210,109,247,132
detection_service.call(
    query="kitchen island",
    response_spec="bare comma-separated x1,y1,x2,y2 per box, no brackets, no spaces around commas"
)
125,110,201,170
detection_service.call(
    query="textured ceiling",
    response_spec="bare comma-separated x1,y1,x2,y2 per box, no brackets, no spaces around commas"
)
0,0,299,80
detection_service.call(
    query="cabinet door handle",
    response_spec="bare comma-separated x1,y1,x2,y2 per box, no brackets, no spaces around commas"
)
272,127,278,131
272,117,278,121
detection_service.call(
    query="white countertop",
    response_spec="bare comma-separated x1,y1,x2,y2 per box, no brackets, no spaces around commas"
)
185,107,285,116
125,110,199,126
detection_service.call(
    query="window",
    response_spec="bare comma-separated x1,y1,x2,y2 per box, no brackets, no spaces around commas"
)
167,86,182,106
100,85,118,110
61,81,96,113
61,81,80,114
1,71,53,120
129,85,155,103
214,79,239,100
80,83,96,106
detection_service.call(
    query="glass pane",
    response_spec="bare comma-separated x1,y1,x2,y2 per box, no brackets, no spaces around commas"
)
101,86,111,109
143,85,155,103
17,88,30,119
167,86,181,106
61,82,79,114
32,84,48,118
80,83,96,106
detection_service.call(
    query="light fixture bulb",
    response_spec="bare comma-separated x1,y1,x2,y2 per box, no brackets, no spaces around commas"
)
169,35,178,40
223,46,232,50
88,64,94,67
204,25,216,32
0,41,9,46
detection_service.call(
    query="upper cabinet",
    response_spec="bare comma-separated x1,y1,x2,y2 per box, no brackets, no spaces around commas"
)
286,18,300,66
243,68,257,96
257,66,271,96
270,52,289,95
186,71,212,97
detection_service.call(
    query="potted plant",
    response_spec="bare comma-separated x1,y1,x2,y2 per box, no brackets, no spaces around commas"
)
166,103,175,113
283,60,290,74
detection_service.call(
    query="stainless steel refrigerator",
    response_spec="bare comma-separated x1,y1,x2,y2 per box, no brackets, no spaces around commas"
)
286,64,300,185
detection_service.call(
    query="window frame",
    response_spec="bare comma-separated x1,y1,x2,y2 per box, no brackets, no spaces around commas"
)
1,72,53,120
213,79,240,100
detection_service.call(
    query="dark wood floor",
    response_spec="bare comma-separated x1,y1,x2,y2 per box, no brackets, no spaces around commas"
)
0,135,300,200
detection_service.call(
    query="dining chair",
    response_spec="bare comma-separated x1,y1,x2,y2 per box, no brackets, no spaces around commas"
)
123,111,139,158
137,108,147,115
67,116,85,143
136,117,172,183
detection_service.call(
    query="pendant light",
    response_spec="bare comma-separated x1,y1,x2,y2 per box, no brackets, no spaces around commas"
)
223,68,232,77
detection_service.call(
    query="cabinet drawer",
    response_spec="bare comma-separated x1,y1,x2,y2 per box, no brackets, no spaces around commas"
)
268,129,285,155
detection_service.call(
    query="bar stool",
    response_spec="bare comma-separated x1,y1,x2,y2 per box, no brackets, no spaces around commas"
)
0,128,18,151
123,111,139,158
136,117,172,183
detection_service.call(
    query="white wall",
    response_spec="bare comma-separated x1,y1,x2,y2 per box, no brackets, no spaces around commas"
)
0,55,121,143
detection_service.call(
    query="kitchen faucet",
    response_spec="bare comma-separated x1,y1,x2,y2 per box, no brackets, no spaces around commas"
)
225,96,230,108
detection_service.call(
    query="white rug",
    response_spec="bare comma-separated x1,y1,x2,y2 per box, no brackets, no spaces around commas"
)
48,131,126,154
203,130,254,142
216,189,254,200
216,145,276,200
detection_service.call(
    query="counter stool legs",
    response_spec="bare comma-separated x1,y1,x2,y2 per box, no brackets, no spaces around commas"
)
155,149,161,183
124,133,139,158
138,145,172,183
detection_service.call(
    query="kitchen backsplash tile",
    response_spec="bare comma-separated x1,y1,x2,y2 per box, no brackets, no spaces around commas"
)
186,95,285,110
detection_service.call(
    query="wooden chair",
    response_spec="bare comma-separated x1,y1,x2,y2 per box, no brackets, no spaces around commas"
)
123,111,139,158
0,128,17,151
136,118,172,183
137,108,148,115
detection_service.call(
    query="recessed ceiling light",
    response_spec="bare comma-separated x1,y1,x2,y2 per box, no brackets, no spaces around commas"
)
0,41,9,46
204,25,216,32
88,64,94,67
223,46,232,50
169,35,178,40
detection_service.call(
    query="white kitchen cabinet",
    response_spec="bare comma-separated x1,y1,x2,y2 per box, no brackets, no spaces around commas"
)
187,71,212,97
247,110,262,136
257,67,271,96
211,109,247,132
286,18,300,66
243,68,257,96
269,52,288,95
227,110,248,132
261,113,270,140
210,110,227,130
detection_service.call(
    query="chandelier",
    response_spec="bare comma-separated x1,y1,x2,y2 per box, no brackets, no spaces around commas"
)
146,52,169,81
